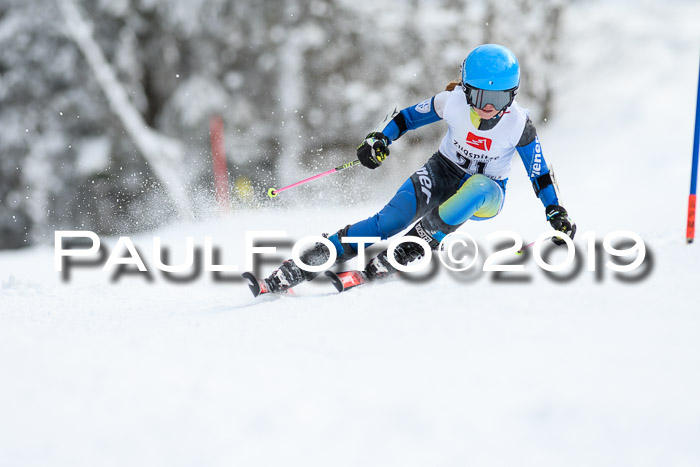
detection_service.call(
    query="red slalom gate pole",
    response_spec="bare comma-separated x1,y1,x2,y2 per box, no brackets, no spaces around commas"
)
688,56,700,243
210,116,230,211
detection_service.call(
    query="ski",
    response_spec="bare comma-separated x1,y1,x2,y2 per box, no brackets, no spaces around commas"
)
242,272,295,297
324,270,369,293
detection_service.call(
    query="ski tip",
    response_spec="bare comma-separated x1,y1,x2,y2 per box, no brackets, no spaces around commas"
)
324,270,345,293
242,272,262,297
242,272,295,297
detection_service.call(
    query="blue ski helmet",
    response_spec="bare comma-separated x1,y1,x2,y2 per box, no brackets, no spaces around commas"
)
462,44,520,90
461,44,520,110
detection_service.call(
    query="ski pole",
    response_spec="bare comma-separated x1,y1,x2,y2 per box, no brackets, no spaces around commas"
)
267,160,361,198
516,241,535,255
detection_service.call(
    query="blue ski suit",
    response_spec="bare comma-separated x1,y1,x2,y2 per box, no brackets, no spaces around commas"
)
329,87,560,256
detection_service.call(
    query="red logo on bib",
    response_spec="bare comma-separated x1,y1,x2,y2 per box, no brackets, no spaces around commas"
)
466,132,492,151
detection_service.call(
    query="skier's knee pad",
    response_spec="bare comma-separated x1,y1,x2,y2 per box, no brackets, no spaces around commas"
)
470,176,504,220
439,174,504,224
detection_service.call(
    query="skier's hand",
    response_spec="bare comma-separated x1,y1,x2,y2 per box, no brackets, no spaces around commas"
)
357,132,390,169
546,204,576,245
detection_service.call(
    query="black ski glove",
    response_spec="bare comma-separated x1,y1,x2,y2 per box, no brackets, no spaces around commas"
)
357,132,390,169
546,204,577,245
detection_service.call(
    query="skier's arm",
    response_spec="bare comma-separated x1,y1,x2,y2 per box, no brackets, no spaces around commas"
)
380,91,450,142
516,118,576,244
357,91,449,169
515,118,559,207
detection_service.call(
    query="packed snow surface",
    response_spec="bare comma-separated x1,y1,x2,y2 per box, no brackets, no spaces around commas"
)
1,1,699,466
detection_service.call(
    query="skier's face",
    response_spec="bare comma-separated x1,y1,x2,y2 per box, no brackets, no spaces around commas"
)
474,104,500,120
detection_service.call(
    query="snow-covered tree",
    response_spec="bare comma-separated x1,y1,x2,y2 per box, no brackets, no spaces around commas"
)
0,0,569,250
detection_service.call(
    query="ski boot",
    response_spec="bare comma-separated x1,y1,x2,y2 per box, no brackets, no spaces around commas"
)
255,225,358,295
364,240,427,281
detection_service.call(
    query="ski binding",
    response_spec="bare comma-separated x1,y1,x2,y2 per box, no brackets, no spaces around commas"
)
324,270,368,293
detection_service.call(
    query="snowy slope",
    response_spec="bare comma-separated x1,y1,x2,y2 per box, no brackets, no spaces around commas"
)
2,1,700,466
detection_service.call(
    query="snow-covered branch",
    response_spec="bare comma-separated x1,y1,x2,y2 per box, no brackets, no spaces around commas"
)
57,0,192,220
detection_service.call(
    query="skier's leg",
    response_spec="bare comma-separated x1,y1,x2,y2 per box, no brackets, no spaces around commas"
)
263,224,356,292
264,182,419,292
343,178,418,239
263,153,458,292
341,152,457,247
364,174,504,280
418,173,505,242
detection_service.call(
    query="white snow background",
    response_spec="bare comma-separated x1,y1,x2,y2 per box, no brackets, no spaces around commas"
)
1,1,700,466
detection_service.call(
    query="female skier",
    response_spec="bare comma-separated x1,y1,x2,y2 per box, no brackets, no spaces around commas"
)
253,43,576,294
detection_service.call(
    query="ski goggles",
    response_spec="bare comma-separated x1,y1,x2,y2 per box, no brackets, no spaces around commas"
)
462,83,517,111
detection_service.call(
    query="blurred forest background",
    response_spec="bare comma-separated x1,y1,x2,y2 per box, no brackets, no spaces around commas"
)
0,0,569,250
